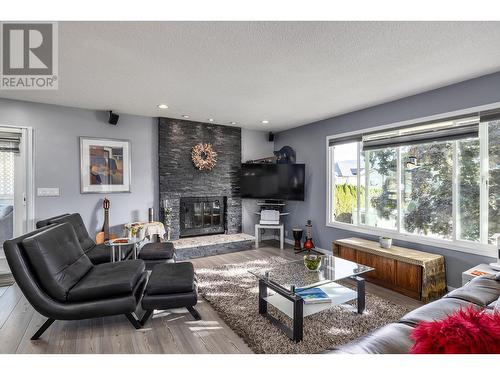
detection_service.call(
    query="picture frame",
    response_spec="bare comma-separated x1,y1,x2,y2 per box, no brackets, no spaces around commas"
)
80,137,131,193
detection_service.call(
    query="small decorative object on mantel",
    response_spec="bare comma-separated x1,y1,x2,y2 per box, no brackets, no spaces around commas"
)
292,228,303,253
379,236,392,249
303,220,315,251
304,254,322,272
191,143,217,171
273,145,296,164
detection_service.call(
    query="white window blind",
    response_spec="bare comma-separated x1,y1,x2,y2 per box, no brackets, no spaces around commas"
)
0,151,14,196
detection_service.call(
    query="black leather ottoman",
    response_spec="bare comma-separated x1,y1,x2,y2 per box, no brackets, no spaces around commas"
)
138,242,176,270
140,262,200,325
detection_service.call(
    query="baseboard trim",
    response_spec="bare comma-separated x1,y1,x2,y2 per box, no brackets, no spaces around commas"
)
282,237,330,254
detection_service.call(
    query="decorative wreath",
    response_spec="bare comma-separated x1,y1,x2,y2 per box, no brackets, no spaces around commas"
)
191,143,218,171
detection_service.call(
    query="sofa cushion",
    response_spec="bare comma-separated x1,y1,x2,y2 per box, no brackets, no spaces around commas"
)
83,243,134,265
67,259,145,302
486,298,498,310
400,298,476,326
36,214,69,229
145,262,195,295
49,213,95,252
331,323,414,354
84,243,112,264
445,275,500,306
22,223,93,302
0,204,13,218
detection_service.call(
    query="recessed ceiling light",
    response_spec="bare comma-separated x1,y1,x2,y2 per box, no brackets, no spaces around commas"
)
230,121,237,125
182,115,190,119
208,118,214,122
157,104,168,109
261,120,269,124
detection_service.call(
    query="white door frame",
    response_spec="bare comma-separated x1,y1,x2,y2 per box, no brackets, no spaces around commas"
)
0,124,35,234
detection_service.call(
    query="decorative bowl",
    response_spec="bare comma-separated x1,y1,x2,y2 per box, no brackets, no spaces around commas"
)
379,237,392,249
304,255,322,272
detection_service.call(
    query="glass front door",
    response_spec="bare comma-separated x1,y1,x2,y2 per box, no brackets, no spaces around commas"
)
0,127,28,264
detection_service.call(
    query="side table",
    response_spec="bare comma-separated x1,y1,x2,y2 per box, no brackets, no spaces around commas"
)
462,263,497,286
105,237,142,262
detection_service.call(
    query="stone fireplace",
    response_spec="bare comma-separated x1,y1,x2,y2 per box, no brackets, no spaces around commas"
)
179,196,226,237
159,117,242,240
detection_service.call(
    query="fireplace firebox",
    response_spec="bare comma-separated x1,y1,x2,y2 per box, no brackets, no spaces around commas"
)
179,196,226,237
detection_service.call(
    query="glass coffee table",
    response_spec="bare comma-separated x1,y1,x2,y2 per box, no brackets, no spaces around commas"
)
249,256,374,342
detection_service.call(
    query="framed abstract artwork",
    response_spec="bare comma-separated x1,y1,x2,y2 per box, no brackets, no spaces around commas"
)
80,137,131,193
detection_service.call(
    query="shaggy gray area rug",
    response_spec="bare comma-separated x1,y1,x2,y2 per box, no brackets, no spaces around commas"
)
196,256,413,354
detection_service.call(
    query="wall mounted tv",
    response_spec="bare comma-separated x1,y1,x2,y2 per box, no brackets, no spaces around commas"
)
240,163,305,201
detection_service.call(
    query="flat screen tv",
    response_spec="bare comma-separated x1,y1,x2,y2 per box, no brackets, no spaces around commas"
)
240,163,305,201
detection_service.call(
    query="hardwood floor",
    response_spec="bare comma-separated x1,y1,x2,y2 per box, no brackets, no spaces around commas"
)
0,241,422,354
0,251,15,287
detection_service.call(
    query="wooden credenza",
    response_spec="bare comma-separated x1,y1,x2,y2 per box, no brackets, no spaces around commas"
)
333,238,447,302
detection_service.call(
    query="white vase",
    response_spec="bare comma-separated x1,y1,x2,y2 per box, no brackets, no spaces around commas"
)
379,237,392,249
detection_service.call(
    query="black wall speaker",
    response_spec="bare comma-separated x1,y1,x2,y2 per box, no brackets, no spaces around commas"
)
268,132,274,142
108,111,119,125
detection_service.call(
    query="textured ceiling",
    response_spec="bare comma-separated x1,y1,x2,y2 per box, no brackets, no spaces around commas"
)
2,21,500,131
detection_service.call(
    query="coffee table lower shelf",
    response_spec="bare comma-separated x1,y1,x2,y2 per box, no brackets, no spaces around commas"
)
259,276,365,342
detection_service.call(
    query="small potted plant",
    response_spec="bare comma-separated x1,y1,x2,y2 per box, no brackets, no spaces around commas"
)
379,236,392,249
304,254,322,272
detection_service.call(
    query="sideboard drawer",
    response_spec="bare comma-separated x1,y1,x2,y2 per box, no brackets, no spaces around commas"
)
356,251,395,286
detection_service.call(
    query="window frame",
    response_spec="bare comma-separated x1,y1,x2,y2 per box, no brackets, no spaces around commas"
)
326,104,500,259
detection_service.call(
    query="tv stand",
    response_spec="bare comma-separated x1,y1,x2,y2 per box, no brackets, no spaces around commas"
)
254,200,289,218
256,199,286,206
255,223,284,250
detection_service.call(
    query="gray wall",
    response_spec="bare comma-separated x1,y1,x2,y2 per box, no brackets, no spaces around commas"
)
241,128,275,235
0,98,270,239
0,98,158,236
275,71,500,287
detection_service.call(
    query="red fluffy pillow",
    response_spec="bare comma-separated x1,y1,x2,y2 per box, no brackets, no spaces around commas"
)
410,306,500,354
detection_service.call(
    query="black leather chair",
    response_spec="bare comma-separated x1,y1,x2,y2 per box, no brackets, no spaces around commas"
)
36,213,132,264
4,223,147,340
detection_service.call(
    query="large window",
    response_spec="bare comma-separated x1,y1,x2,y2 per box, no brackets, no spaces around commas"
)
327,113,500,255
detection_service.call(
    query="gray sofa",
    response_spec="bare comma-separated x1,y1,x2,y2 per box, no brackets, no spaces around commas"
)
0,204,13,248
329,273,500,354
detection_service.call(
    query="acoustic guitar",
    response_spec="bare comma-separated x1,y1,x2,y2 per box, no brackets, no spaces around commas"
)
95,197,118,244
303,220,315,251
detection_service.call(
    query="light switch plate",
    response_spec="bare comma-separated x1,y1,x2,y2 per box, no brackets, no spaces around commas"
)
37,187,60,197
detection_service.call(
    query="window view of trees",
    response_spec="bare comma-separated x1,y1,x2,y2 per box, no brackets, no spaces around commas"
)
363,149,397,229
334,184,363,224
489,121,500,244
332,142,359,224
458,138,480,242
401,142,453,240
330,118,500,250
